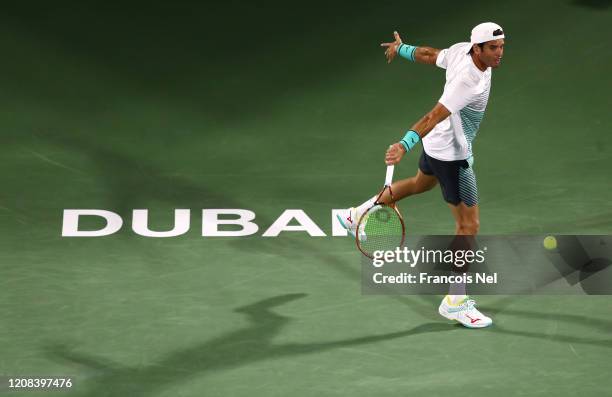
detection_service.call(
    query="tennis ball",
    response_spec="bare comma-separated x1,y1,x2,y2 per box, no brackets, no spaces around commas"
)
543,235,557,250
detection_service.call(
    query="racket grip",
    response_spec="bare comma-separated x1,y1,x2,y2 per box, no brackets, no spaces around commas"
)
385,165,395,186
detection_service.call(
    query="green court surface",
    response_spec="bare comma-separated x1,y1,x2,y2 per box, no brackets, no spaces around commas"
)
1,1,611,396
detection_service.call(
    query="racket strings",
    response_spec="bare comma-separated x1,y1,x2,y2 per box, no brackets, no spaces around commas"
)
358,205,404,255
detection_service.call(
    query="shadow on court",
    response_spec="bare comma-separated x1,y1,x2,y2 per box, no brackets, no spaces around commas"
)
6,4,610,383
45,293,452,396
25,131,612,360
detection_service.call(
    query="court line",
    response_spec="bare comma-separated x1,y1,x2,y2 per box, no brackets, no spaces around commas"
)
25,148,85,175
568,343,579,358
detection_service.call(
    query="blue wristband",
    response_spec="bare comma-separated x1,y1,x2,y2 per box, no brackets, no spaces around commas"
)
397,43,417,62
400,130,420,152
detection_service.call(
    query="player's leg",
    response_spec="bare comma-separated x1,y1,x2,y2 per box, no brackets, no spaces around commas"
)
376,169,438,205
446,203,479,298
355,150,438,213
440,206,491,327
423,154,491,328
337,169,436,237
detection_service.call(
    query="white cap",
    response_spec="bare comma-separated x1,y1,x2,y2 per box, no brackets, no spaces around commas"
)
470,22,505,44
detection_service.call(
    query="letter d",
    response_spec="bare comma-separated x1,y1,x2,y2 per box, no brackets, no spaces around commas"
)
62,209,123,237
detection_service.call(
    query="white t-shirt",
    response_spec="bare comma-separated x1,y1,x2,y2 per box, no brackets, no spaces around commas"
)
422,42,492,161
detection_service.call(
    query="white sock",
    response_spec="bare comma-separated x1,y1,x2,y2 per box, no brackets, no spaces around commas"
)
356,196,377,216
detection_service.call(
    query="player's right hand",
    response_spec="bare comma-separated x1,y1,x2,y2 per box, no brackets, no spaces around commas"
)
385,143,406,165
380,31,403,63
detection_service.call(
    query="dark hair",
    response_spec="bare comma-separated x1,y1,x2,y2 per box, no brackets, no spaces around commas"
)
468,43,485,55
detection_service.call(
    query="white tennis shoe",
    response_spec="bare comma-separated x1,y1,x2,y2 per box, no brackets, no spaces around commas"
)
336,207,367,241
438,295,493,329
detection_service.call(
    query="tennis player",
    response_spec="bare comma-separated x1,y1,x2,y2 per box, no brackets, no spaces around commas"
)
338,22,505,328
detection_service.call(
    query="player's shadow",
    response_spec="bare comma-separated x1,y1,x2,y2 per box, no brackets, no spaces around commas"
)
44,293,452,396
226,235,441,319
34,130,612,346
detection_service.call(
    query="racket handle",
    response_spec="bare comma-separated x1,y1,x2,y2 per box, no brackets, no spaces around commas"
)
385,165,395,186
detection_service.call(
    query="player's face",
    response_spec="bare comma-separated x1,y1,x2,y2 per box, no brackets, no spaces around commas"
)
478,39,504,68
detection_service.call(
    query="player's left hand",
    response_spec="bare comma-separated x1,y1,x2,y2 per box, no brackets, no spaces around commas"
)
385,143,406,165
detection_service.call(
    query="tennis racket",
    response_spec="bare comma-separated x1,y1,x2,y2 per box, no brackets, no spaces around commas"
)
356,165,406,258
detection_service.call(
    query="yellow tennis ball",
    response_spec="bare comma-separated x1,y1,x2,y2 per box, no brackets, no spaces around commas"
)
543,236,557,250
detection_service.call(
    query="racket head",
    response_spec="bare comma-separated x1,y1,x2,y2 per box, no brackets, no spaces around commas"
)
356,202,406,259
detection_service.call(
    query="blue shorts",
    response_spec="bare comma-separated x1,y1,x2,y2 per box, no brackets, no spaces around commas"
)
418,151,478,207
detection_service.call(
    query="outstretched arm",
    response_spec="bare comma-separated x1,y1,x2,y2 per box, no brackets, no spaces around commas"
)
381,31,441,65
385,103,451,165
412,46,441,65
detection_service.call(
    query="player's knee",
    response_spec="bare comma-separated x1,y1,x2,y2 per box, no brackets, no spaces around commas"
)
423,182,436,193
